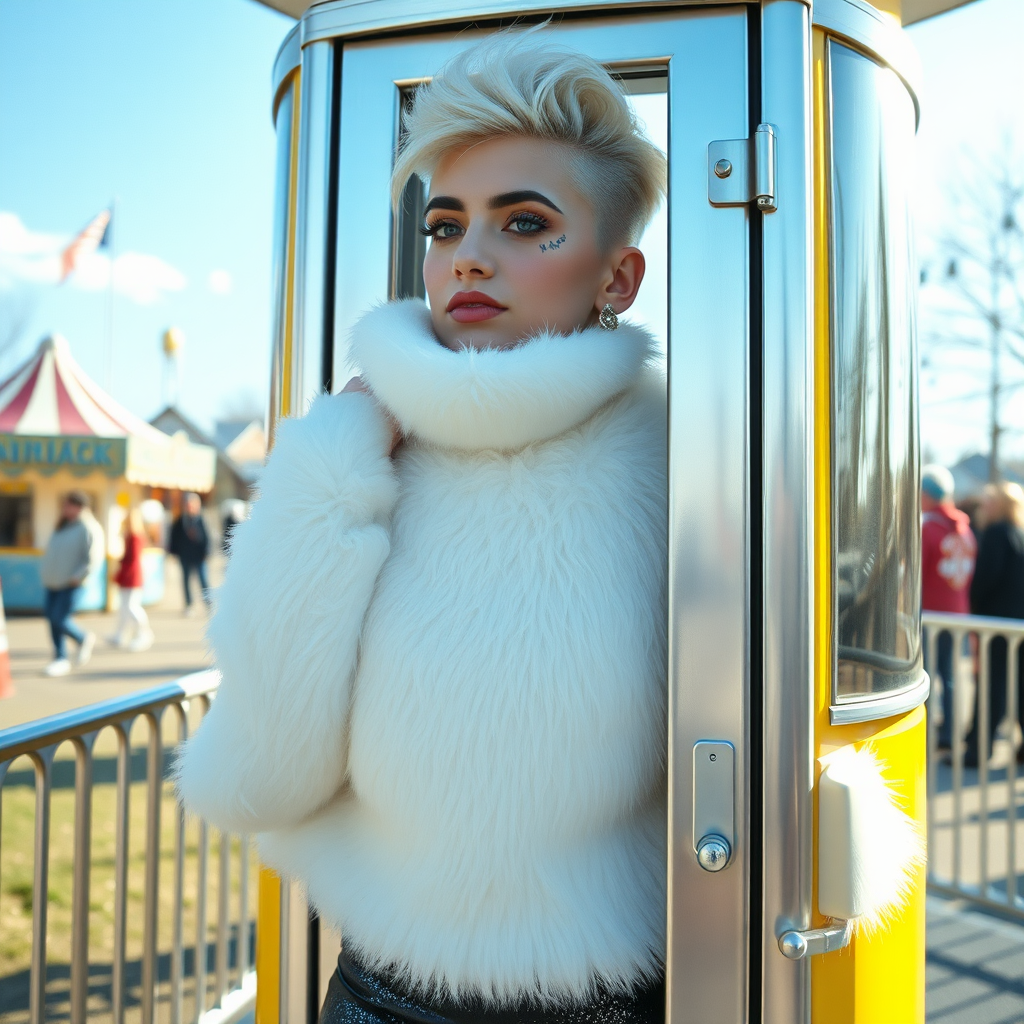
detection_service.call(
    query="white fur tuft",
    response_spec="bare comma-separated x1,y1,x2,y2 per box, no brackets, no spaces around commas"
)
818,744,925,933
351,299,656,452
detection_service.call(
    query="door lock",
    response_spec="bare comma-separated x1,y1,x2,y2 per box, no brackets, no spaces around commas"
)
696,834,731,872
693,741,734,872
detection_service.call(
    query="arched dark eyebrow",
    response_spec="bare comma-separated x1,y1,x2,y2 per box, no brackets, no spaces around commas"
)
423,196,465,215
422,191,563,216
488,190,563,213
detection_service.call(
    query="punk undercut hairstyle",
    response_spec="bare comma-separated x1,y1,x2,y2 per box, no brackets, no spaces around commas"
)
390,29,668,250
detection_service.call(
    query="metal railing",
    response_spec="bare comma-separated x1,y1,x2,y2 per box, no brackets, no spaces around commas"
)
924,610,1024,919
0,671,256,1024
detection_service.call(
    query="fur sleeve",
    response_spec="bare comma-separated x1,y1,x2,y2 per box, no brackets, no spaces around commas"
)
175,392,398,833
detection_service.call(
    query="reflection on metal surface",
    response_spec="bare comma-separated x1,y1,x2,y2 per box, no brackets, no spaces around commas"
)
303,0,754,47
830,672,930,724
269,75,298,437
759,3,814,1023
272,23,302,110
812,0,922,117
777,919,852,959
293,41,335,408
829,40,922,711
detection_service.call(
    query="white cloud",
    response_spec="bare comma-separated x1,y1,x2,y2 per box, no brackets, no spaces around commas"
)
207,269,232,295
0,211,186,304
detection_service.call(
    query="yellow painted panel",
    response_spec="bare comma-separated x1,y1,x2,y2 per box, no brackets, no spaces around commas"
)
256,867,282,1024
810,28,925,1023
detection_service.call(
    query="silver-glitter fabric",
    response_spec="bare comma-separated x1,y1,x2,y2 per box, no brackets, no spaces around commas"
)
319,951,665,1024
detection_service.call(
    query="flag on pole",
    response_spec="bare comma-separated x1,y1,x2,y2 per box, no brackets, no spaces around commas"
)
59,208,112,282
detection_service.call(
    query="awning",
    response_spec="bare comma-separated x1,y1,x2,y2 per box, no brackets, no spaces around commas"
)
0,335,216,493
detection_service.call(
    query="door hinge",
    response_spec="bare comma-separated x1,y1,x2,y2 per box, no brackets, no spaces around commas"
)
708,123,777,212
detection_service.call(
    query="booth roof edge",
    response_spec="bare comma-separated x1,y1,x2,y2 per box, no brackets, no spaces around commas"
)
248,0,982,27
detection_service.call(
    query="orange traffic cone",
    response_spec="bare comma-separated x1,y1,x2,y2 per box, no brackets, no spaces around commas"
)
0,579,13,699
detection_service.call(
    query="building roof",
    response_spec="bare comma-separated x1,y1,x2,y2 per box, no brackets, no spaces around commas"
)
151,405,261,487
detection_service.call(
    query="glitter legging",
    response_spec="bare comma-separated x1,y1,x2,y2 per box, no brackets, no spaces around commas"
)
319,950,666,1024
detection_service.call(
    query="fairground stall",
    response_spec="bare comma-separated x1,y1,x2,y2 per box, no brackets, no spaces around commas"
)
0,334,216,611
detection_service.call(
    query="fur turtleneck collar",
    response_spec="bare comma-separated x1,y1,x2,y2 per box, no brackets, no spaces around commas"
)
350,299,655,453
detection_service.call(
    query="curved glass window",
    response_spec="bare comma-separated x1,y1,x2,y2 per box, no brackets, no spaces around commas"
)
829,41,922,704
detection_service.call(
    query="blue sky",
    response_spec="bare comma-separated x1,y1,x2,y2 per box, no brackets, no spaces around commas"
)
1,0,1022,463
0,0,291,431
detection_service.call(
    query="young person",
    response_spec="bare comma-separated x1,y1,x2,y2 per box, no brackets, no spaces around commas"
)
179,31,657,1022
107,507,154,652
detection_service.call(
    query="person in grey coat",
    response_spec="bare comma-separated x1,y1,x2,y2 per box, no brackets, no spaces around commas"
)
40,490,103,676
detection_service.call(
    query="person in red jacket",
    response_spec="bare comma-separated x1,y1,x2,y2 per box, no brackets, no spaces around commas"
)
107,507,154,652
922,464,976,749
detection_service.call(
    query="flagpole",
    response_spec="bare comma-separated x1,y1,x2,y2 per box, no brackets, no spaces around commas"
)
104,197,117,392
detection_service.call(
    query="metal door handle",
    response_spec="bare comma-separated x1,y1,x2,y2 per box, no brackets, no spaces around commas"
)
777,919,853,959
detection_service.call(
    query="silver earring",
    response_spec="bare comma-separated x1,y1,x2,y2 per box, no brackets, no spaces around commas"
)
598,304,619,331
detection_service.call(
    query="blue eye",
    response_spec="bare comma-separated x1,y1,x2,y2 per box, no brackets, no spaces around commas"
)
506,211,549,235
420,219,463,240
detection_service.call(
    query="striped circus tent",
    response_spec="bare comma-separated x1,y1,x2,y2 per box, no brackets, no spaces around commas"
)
0,334,215,492
0,334,164,440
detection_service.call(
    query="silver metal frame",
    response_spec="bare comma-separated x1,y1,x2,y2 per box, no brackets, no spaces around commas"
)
0,673,256,1024
292,39,335,409
759,2,814,1020
273,23,302,112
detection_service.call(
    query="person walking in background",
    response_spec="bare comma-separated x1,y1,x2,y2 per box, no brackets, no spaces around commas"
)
107,507,154,651
169,492,210,615
40,490,103,676
964,482,1024,767
921,464,976,750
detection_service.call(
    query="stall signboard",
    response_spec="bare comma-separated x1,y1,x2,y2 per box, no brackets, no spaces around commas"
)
0,434,128,478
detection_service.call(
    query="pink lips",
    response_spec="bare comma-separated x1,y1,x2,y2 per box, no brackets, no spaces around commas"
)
446,291,507,323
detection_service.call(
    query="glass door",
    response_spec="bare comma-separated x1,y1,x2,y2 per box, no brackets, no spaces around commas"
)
330,11,753,1022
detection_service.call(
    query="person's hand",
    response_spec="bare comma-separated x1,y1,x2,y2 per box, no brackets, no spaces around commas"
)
340,376,402,455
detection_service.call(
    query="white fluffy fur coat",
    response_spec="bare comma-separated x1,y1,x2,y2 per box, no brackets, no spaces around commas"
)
177,299,668,1003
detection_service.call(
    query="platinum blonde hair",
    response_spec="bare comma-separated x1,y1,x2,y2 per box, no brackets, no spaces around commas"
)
390,30,667,249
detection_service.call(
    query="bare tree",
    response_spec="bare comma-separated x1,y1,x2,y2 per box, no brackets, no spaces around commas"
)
920,152,1024,481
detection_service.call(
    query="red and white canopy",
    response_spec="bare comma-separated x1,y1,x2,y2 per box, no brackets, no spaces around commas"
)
0,334,215,492
0,334,168,441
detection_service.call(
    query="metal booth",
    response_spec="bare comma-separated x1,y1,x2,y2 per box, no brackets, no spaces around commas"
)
258,1,927,1021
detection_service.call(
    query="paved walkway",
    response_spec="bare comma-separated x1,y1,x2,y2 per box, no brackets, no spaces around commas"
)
929,896,1024,1023
0,555,222,730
